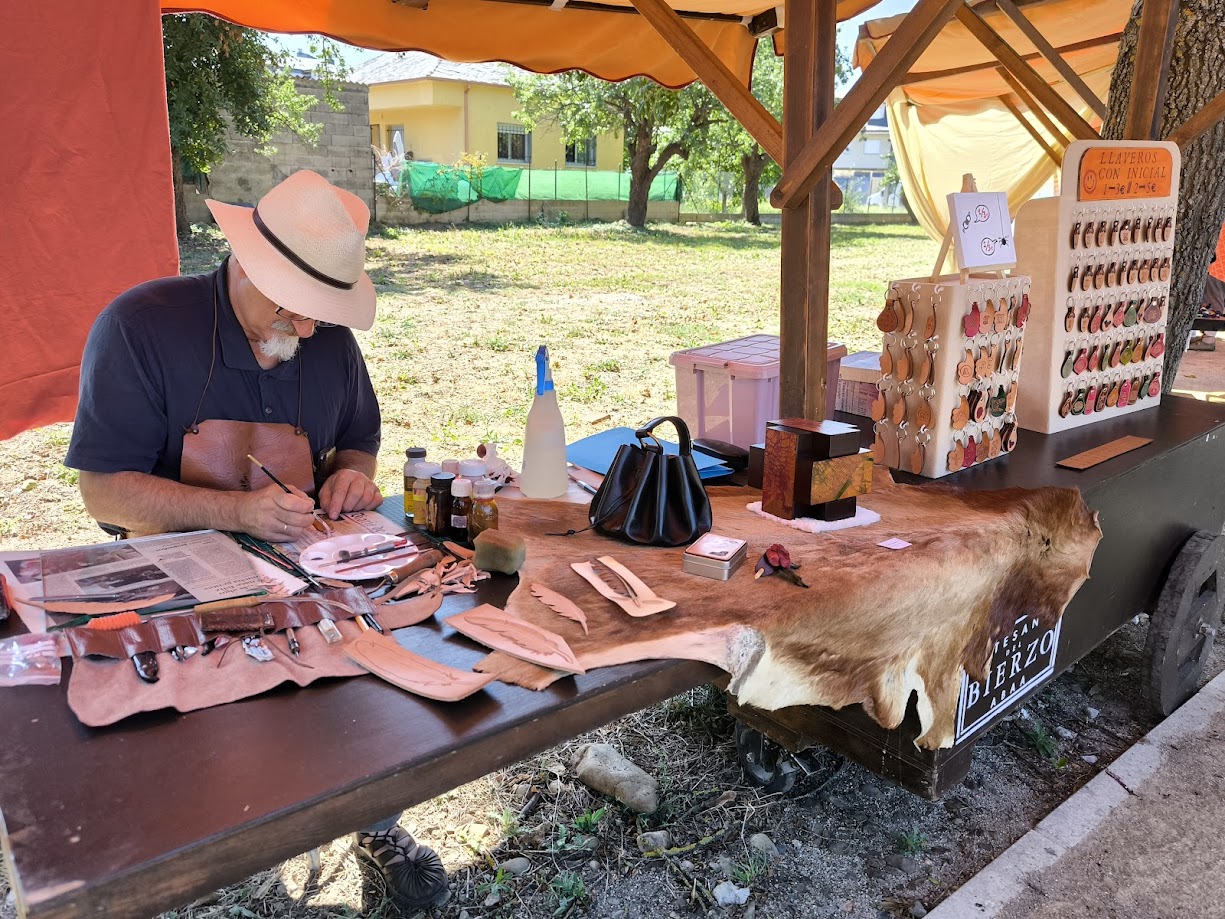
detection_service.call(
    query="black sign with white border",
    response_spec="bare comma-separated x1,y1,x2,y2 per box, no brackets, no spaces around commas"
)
955,614,1061,744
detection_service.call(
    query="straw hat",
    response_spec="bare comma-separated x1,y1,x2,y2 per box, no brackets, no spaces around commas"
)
206,170,376,331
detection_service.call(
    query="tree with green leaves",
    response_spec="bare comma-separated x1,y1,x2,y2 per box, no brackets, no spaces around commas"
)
162,15,345,237
509,72,718,227
684,43,848,224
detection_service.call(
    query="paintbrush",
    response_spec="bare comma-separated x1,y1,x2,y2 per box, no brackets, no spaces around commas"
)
333,549,421,575
246,453,327,533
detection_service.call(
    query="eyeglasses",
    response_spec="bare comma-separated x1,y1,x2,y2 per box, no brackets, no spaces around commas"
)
275,306,336,329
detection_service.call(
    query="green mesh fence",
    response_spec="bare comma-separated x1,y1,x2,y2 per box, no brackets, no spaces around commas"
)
396,161,680,214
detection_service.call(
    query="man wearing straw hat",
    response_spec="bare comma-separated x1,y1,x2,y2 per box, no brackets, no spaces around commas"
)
65,169,450,910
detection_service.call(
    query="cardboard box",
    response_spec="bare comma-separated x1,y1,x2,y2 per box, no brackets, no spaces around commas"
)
835,350,881,417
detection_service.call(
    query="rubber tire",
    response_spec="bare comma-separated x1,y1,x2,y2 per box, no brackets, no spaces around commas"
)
734,720,798,794
1145,532,1225,717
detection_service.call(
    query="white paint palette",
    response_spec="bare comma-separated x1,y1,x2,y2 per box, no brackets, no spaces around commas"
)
299,533,417,580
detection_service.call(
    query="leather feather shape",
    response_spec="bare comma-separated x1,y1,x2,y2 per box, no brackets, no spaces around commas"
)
446,604,585,674
530,583,589,635
346,631,496,701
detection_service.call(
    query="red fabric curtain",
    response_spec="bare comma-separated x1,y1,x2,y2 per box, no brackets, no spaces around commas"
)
0,0,178,442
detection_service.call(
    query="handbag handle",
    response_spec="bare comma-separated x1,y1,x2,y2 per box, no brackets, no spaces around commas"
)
634,416,694,455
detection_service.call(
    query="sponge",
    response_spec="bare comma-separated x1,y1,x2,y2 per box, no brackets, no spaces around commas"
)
472,530,527,575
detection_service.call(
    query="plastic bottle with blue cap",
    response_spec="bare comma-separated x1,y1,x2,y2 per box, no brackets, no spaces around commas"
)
519,345,569,498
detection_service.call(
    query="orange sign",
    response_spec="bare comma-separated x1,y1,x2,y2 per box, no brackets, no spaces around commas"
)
1078,146,1174,201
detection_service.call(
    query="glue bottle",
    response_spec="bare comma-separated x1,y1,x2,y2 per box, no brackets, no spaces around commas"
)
519,345,568,499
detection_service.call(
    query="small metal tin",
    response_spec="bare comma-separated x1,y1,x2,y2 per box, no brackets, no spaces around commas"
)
683,533,748,580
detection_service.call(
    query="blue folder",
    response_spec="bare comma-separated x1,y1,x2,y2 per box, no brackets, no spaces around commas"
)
566,428,732,480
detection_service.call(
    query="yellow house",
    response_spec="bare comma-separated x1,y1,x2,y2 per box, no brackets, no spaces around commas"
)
352,52,623,172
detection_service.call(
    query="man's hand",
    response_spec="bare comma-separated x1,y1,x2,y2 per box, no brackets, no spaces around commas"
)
319,468,383,520
237,484,317,542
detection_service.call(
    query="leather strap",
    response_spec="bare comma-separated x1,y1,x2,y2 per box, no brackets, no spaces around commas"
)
634,416,693,454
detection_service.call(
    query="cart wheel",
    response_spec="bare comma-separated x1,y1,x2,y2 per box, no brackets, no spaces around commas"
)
1145,532,1225,717
734,720,798,794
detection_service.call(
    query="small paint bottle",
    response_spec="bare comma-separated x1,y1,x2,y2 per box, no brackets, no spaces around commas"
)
468,480,499,541
411,462,441,529
426,472,456,537
402,447,427,521
449,478,473,542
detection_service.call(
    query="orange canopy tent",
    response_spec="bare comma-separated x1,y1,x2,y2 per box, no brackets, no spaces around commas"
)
1,0,881,442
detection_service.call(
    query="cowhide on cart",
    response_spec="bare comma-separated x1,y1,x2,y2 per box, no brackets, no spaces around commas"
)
474,474,1100,749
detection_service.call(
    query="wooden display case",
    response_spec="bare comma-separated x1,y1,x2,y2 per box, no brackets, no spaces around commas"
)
1013,140,1180,434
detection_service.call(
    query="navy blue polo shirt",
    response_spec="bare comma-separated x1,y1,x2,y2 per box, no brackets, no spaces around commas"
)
66,260,381,480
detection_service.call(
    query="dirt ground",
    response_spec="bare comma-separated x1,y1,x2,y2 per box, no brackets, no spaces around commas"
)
1,222,1220,919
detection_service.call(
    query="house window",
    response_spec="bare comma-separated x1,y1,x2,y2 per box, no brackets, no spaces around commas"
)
370,124,381,148
565,137,597,167
863,139,883,155
386,124,406,156
497,123,531,164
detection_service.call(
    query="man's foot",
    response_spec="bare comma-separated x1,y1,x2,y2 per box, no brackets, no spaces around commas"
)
355,826,450,910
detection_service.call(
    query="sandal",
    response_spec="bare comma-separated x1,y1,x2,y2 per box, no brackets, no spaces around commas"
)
356,825,450,910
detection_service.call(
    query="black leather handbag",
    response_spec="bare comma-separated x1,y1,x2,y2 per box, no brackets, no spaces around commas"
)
587,416,712,548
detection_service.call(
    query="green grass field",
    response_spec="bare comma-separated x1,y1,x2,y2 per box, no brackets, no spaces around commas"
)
0,220,937,549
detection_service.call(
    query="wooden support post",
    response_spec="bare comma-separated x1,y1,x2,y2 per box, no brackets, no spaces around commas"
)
996,68,1071,151
628,0,783,164
778,0,836,420
993,0,1107,120
901,32,1124,87
770,0,962,210
999,93,1063,167
1124,0,1180,139
955,3,1098,141
1169,89,1225,150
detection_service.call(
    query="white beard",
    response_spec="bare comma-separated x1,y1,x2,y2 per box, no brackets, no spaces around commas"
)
259,319,300,362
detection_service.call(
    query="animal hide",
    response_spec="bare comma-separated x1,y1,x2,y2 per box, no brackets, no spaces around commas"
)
475,473,1100,749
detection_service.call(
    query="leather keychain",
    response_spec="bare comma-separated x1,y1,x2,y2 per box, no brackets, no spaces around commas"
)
988,426,1002,459
1119,376,1133,406
1088,342,1101,373
1060,347,1076,379
1068,265,1080,294
896,344,913,382
963,300,982,338
879,343,894,376
1070,220,1081,250
1093,262,1106,290
982,298,997,334
1162,215,1173,242
1130,375,1143,405
1108,219,1119,246
1138,258,1151,284
1112,300,1127,328
951,393,970,430
915,396,934,429
1095,220,1108,248
1081,265,1095,292
873,421,888,464
1073,345,1089,376
909,428,928,475
876,294,901,333
1106,261,1120,288
1120,217,1133,245
1084,383,1098,415
1058,386,1075,418
971,387,988,423
1126,259,1139,285
1149,372,1162,398
988,385,1007,418
890,391,907,425
957,349,975,385
1106,377,1121,408
1159,256,1171,282
1016,291,1031,328
1089,302,1103,334
1149,333,1166,359
1001,418,1018,452
1119,337,1133,366
947,436,964,473
1071,386,1087,415
996,297,1012,333
975,345,993,380
1082,221,1095,250
1077,305,1091,332
1123,299,1140,327
963,432,978,467
1064,303,1076,333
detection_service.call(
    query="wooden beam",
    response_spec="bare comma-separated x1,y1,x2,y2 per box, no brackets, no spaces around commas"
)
900,33,1123,86
1169,89,1225,150
628,0,783,164
997,67,1070,151
778,0,837,419
1124,0,1179,139
993,0,1107,119
770,0,963,210
999,93,1063,167
955,3,1098,141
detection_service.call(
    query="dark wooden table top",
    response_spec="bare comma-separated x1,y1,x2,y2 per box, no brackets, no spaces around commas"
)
4,395,1225,919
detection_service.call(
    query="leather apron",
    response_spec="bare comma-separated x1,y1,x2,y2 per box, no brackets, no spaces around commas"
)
179,278,316,497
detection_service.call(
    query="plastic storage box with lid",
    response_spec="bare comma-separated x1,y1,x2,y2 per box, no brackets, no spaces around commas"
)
670,334,847,450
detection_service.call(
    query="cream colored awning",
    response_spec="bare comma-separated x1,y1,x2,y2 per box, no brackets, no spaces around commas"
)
853,0,1126,243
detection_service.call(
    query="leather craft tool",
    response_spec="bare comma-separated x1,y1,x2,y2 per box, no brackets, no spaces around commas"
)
337,538,410,562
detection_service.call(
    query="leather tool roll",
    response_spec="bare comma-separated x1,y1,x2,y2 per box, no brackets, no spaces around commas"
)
587,416,712,548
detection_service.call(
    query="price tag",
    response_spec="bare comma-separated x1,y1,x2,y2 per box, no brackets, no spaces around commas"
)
948,191,1015,272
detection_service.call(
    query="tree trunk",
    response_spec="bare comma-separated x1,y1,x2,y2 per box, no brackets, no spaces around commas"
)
1101,0,1225,391
625,123,654,228
742,149,765,225
171,147,190,239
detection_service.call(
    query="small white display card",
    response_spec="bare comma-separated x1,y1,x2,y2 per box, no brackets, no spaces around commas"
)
948,191,1015,272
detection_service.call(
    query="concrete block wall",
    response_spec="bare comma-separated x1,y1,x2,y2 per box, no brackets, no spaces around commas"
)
185,79,375,224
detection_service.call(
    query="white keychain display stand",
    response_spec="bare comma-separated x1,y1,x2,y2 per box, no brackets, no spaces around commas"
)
873,274,1031,479
1013,139,1180,433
